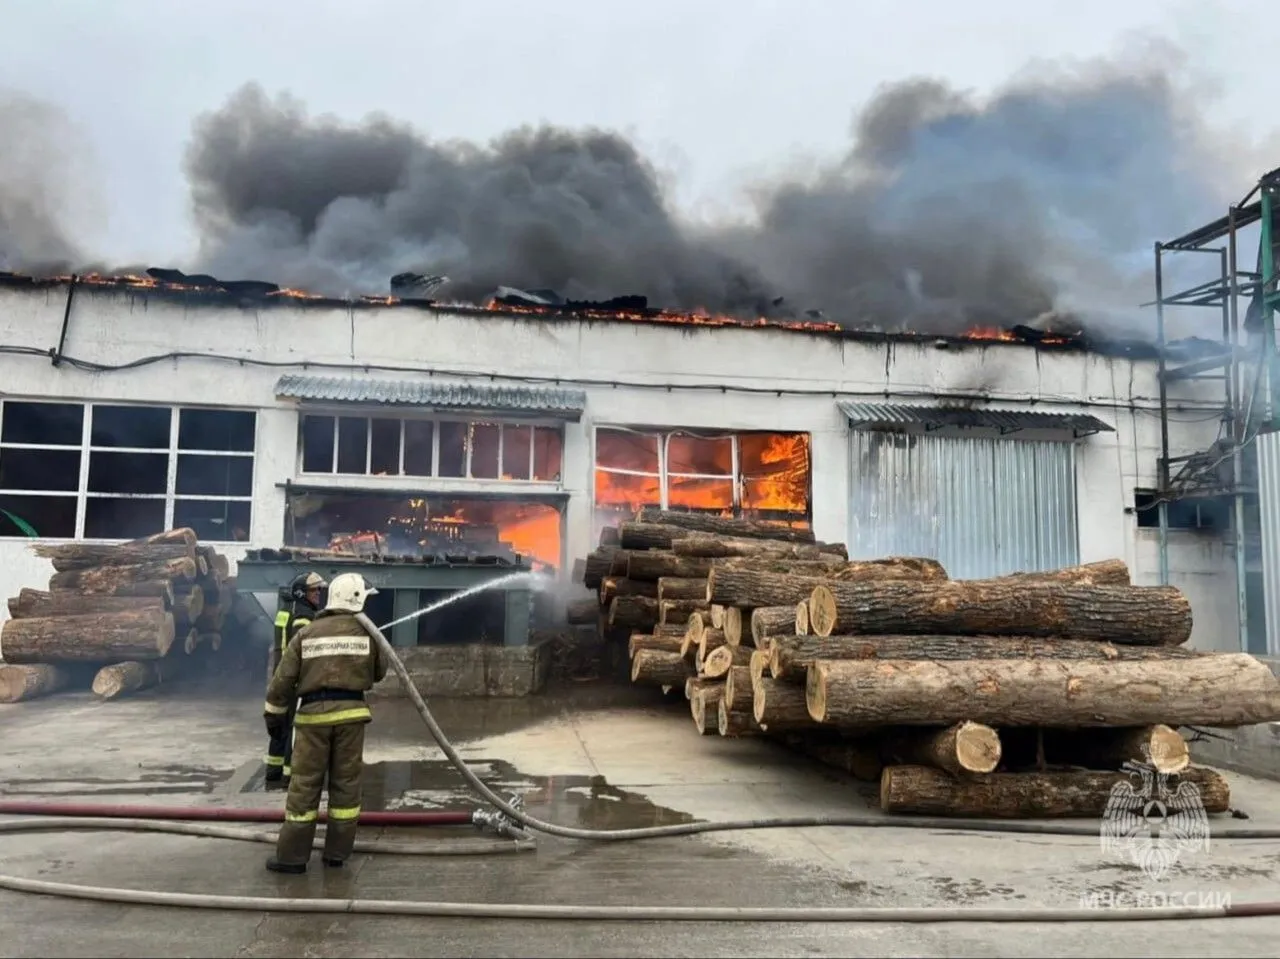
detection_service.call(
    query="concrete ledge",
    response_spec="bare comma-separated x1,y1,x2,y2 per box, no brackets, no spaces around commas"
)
371,641,552,698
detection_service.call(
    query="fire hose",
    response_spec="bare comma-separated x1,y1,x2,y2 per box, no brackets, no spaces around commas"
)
1,610,1280,923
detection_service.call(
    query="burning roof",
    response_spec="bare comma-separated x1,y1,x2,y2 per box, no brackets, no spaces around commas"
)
0,266,1173,359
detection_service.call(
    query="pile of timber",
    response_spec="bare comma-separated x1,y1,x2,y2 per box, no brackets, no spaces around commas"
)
0,528,239,704
572,510,1280,819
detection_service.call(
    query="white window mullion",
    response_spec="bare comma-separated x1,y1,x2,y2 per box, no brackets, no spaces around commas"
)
658,433,670,510
75,404,91,538
431,416,441,478
331,416,339,473
497,424,504,479
730,435,741,513
398,419,406,476
464,421,474,479
365,417,373,475
528,425,537,480
164,408,179,530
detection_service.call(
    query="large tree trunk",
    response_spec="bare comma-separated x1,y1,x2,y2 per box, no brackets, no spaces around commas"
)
702,566,884,609
601,578,659,605
751,606,796,646
32,541,197,572
618,522,692,550
806,655,1280,729
723,665,753,713
608,595,659,630
987,560,1131,587
769,634,1205,683
566,598,599,625
879,764,1229,817
630,649,691,686
7,588,169,620
626,551,712,581
49,557,197,593
629,632,684,656
128,528,198,548
881,722,1003,777
701,644,753,680
635,507,817,543
750,648,772,687
722,607,751,647
697,627,727,661
783,734,883,782
672,533,847,560
717,696,761,737
830,557,949,582
658,578,708,601
583,548,620,589
691,684,724,735
659,600,708,627
1002,725,1191,775
0,610,176,663
599,525,621,548
752,677,814,732
0,663,73,703
806,581,1194,646
92,661,164,700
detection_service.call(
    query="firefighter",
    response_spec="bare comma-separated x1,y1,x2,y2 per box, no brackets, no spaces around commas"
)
263,571,328,787
262,572,386,874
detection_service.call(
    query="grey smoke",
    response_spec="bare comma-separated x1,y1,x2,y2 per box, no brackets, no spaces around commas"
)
0,90,96,274
183,54,1235,335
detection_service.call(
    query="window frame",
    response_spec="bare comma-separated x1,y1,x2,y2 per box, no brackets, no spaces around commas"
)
0,399,258,543
592,425,812,522
295,407,567,486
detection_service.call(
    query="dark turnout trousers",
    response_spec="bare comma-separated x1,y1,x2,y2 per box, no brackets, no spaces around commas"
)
274,721,366,865
264,700,296,780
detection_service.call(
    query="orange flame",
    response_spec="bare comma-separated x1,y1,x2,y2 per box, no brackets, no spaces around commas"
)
593,430,810,529
1,270,1077,346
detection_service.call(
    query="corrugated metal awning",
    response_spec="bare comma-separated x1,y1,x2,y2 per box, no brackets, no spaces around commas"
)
275,375,587,420
838,401,1113,436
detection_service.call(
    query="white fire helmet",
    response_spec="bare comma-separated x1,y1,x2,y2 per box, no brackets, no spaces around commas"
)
325,572,378,613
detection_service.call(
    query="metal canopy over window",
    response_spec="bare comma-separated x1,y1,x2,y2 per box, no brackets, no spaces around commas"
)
848,428,1080,580
837,401,1113,437
275,375,587,421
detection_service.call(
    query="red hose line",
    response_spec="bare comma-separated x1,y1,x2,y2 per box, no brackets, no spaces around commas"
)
0,801,473,827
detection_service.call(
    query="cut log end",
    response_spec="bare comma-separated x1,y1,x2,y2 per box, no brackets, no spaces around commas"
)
795,601,810,636
0,663,72,703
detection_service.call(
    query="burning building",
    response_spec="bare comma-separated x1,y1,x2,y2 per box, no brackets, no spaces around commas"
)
0,266,1244,655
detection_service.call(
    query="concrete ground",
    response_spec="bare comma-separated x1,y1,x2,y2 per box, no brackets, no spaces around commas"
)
3,674,1280,958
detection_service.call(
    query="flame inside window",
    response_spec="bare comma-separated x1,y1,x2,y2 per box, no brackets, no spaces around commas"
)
592,427,810,533
286,491,561,570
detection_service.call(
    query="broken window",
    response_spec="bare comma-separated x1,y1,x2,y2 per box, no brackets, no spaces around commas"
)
403,420,435,476
592,426,811,529
738,433,811,518
370,419,401,476
0,401,84,538
437,422,468,477
665,432,734,513
469,423,501,478
503,425,532,480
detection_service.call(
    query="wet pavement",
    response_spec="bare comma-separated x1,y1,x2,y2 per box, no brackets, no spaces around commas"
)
3,674,1280,957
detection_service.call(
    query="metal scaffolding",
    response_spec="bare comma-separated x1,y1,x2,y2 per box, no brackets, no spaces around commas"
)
1151,167,1280,652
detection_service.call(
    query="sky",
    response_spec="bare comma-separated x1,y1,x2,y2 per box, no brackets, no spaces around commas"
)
1,0,1277,334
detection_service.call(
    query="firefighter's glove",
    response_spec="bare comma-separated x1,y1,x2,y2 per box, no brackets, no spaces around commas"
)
264,712,287,738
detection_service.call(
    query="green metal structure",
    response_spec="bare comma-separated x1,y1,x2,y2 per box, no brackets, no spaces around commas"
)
1151,166,1280,653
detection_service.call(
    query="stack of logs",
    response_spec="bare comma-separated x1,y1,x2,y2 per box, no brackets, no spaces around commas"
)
573,508,1280,818
0,528,243,703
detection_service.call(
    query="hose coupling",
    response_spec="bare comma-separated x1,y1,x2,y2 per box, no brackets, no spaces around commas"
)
470,793,525,838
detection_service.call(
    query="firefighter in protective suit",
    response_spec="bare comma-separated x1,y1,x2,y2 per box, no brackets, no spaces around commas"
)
263,571,328,786
263,572,386,873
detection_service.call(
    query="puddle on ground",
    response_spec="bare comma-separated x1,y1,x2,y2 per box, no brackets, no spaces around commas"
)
0,764,231,796
242,758,696,831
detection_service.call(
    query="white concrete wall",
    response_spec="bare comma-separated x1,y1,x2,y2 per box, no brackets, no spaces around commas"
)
0,284,1235,648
